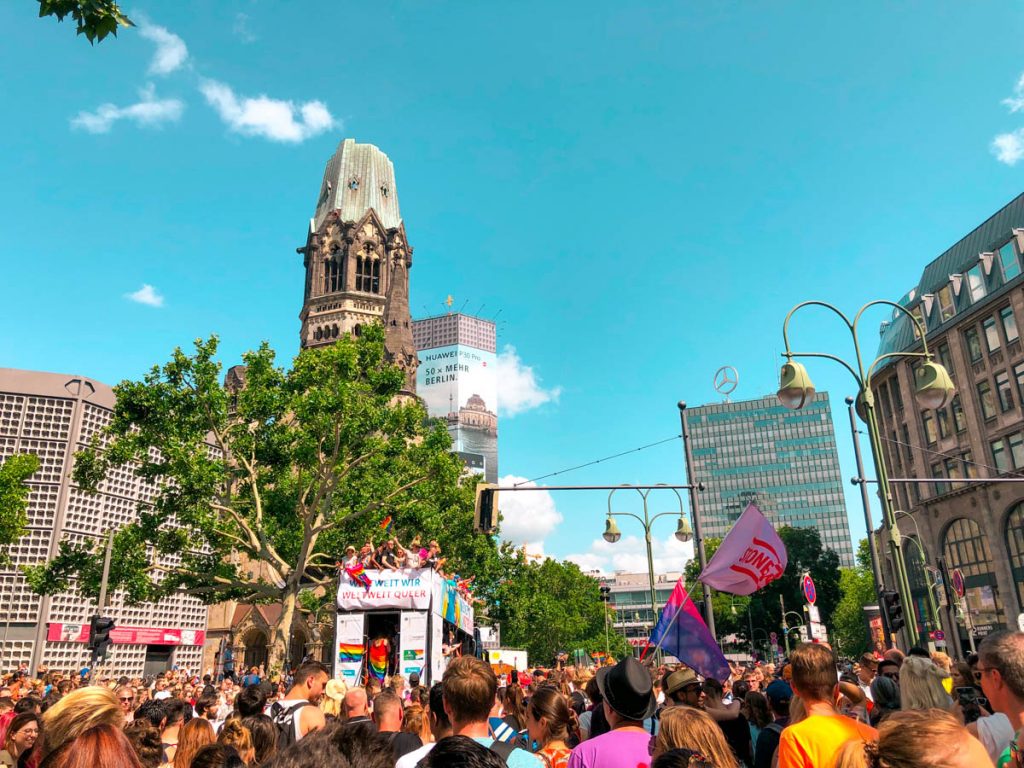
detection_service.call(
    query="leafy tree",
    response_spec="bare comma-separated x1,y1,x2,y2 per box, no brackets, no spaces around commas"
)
685,526,841,656
38,0,133,43
490,551,630,664
25,325,493,666
831,539,877,657
0,453,41,564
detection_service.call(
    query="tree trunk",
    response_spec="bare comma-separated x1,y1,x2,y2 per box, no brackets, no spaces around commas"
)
271,589,298,674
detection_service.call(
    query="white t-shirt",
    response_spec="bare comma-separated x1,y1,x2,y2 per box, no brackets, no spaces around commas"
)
154,690,171,700
269,698,312,742
396,741,434,768
977,712,1015,763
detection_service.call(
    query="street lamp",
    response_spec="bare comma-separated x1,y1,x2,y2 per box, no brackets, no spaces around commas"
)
602,485,693,655
781,611,805,656
894,510,942,652
779,300,956,648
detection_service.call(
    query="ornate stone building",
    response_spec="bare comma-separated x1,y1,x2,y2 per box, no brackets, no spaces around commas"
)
871,193,1024,657
297,138,418,394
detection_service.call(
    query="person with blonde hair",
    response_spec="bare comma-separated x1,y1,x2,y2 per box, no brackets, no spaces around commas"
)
899,655,953,712
37,685,124,764
651,706,738,768
834,708,993,768
173,718,215,768
217,719,255,765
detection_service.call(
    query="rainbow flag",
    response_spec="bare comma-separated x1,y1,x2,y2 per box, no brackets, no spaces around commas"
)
368,642,388,682
345,564,372,589
379,515,393,534
337,643,364,663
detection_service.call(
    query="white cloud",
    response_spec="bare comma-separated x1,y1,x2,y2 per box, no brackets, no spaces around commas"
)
233,13,257,43
496,345,562,416
497,475,562,553
199,78,336,143
125,284,164,307
139,22,189,76
71,84,184,134
1003,73,1024,113
565,534,693,577
993,129,1024,166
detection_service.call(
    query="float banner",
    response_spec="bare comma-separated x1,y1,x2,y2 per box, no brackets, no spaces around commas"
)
399,611,428,681
47,623,204,646
430,605,445,684
335,613,365,684
440,578,475,634
337,568,431,611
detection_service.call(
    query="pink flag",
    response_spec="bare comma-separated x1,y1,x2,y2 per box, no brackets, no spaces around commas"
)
698,503,787,595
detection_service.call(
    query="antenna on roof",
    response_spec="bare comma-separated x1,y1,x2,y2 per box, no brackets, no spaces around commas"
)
492,308,503,321
458,299,469,314
476,303,486,316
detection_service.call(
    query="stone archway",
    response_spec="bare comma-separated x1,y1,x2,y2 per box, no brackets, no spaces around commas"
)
241,628,269,672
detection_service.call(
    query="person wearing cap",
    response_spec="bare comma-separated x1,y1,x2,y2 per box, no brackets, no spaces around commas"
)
753,680,791,768
341,546,358,570
661,668,704,710
406,671,424,704
567,657,657,768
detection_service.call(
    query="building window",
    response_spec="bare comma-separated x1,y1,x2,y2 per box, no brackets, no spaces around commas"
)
938,285,956,322
943,518,1006,638
1004,503,1024,612
1012,431,1024,469
355,254,380,293
1000,240,1022,281
952,395,966,433
945,457,963,489
998,371,1015,412
963,450,979,478
922,410,938,445
323,258,341,293
978,380,997,420
931,462,948,496
1015,363,1024,407
1002,306,1020,343
937,342,954,380
891,376,904,412
911,304,925,338
937,407,951,439
901,424,913,462
965,327,983,363
984,316,1001,353
992,437,1010,473
878,381,893,421
967,264,987,302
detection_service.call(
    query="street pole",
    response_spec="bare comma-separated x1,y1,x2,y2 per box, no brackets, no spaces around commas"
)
747,602,756,661
678,402,716,639
97,528,114,613
846,396,892,648
780,595,790,656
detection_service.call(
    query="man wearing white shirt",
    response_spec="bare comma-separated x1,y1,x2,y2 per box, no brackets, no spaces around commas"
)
397,684,450,768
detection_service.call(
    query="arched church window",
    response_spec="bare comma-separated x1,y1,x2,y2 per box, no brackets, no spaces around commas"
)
356,254,380,293
354,324,362,337
331,324,339,338
323,258,341,293
314,328,323,341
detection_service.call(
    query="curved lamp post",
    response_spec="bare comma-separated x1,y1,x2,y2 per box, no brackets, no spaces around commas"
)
603,485,692,656
779,300,955,647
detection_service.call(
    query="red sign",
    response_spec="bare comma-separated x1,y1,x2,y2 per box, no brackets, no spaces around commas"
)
47,623,205,646
802,574,817,605
951,568,966,599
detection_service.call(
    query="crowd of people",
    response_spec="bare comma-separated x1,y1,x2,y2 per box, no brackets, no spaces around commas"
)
338,535,477,601
2,631,1023,767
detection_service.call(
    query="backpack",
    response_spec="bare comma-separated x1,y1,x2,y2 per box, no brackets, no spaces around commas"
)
269,700,312,750
489,739,516,765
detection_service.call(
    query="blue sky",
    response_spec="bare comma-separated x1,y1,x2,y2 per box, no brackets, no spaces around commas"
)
4,2,1024,575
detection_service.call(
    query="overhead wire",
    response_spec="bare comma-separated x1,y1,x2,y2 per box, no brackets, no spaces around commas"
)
516,434,682,486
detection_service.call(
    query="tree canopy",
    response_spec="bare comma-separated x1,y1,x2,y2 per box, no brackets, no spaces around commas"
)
831,539,877,657
0,453,41,565
38,0,133,43
25,326,496,666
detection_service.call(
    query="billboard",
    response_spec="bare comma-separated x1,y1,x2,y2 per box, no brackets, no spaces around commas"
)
416,344,498,482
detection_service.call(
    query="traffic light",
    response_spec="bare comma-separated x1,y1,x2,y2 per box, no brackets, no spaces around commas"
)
599,585,611,603
881,590,905,633
474,483,499,533
89,615,115,663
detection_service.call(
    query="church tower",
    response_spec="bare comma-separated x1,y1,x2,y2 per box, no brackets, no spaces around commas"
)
298,139,417,394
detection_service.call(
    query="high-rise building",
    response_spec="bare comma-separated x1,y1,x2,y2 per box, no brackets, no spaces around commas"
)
0,368,207,675
413,313,498,482
686,393,854,566
297,138,417,394
602,571,681,654
870,193,1024,653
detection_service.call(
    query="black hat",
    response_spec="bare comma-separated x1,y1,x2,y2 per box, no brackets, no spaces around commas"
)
596,657,657,721
408,672,420,685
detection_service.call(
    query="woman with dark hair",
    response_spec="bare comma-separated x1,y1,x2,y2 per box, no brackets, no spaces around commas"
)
240,716,276,767
124,720,163,768
578,677,605,741
0,713,39,768
189,744,246,768
651,748,714,768
525,687,573,768
741,692,771,750
38,723,142,768
869,676,900,727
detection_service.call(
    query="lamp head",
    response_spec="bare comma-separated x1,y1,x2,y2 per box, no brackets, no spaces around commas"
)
602,517,622,544
914,360,955,410
674,516,693,543
778,361,815,410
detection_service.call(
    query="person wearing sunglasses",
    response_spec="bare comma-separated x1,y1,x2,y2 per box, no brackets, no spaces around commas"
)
976,631,1024,767
115,685,137,724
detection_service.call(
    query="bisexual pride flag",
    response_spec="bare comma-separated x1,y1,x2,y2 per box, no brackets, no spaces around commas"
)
648,577,731,683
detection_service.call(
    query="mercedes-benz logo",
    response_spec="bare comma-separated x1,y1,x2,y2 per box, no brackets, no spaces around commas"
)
713,366,739,395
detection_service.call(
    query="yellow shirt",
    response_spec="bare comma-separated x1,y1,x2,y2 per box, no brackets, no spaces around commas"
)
777,712,878,768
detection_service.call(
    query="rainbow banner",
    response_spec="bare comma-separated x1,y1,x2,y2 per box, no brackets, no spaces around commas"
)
337,643,364,663
380,515,393,534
